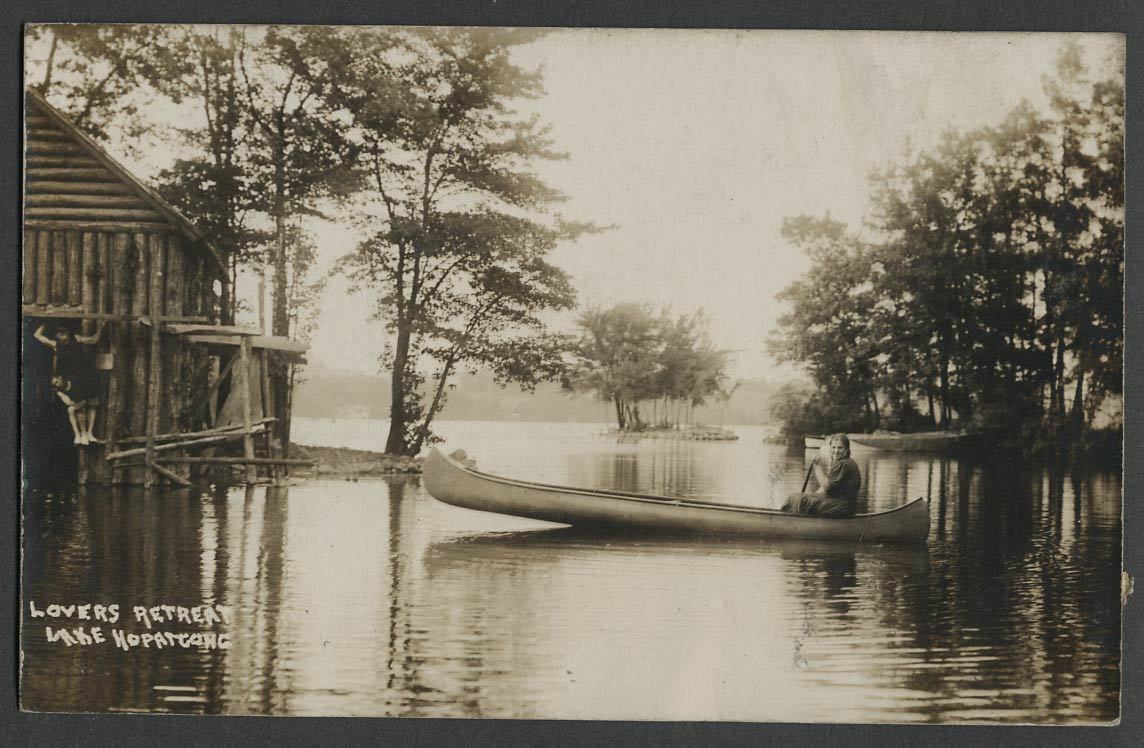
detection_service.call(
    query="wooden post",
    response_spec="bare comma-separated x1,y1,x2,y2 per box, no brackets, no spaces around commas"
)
259,348,281,482
258,274,266,334
143,237,164,488
66,231,82,306
128,234,150,484
238,336,257,483
81,232,96,334
51,232,66,306
22,230,37,304
36,231,51,306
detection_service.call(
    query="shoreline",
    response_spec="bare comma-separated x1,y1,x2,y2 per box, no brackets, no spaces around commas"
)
289,443,423,477
605,425,739,441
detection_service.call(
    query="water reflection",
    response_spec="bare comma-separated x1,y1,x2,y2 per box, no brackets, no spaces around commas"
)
21,423,1121,722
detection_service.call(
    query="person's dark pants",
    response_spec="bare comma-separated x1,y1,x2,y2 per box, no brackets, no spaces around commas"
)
782,493,855,518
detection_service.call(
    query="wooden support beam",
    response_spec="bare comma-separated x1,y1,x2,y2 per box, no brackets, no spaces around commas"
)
156,457,316,466
25,220,172,233
22,230,36,304
259,348,281,482
21,305,209,322
189,348,240,424
238,336,257,483
26,140,86,155
24,161,105,174
104,427,262,460
26,181,135,195
116,417,275,445
151,462,193,487
143,238,165,488
25,193,152,209
25,207,165,222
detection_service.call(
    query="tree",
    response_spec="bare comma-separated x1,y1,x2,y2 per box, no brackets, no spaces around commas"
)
153,27,269,324
771,43,1123,454
569,304,729,431
238,27,362,452
569,304,663,430
334,28,582,454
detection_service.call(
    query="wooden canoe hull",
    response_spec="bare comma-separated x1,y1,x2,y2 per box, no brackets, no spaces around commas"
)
423,449,930,543
847,431,973,452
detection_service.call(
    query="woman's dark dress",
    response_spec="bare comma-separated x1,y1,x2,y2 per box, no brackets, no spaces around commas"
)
55,340,98,404
783,457,861,518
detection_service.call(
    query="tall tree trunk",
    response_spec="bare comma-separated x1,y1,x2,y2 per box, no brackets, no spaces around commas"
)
1070,367,1086,435
270,197,291,457
386,324,412,454
614,395,625,430
41,32,58,93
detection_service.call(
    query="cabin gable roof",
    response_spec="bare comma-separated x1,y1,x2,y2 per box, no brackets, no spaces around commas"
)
24,87,225,275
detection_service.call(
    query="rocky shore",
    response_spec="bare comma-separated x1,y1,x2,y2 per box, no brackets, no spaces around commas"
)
289,443,423,477
607,425,739,441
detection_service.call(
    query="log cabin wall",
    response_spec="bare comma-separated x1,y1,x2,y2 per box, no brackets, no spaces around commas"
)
22,90,223,486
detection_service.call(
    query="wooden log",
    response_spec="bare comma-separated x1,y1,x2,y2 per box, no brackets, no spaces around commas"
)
26,140,86,155
150,462,193,488
239,336,257,483
116,417,275,445
103,321,125,483
163,238,185,446
25,194,152,209
105,427,261,460
23,165,107,178
22,229,36,304
25,207,164,222
189,348,239,424
81,232,96,334
25,128,73,141
259,349,281,481
132,234,149,317
112,234,131,315
19,306,211,321
66,231,82,306
128,235,149,485
144,237,165,487
26,181,135,195
51,231,66,306
24,220,172,234
156,456,316,466
35,231,51,305
98,233,112,316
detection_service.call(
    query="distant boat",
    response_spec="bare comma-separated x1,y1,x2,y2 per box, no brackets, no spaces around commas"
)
847,430,974,452
423,448,930,543
804,435,826,449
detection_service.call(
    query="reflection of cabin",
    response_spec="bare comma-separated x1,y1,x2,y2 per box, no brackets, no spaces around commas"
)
22,88,307,487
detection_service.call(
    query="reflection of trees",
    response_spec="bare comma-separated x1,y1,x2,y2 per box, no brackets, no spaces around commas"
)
860,457,1117,722
216,485,291,714
21,485,223,714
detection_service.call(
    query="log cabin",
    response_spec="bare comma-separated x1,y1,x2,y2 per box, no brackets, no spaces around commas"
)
22,87,307,487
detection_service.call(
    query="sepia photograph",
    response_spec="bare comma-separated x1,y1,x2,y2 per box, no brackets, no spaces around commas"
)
18,24,1124,723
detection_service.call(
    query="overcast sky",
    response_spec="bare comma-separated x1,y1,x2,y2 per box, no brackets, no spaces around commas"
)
304,30,1120,380
27,28,1121,381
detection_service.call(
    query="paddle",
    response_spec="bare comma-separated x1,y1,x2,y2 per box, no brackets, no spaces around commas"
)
800,456,817,493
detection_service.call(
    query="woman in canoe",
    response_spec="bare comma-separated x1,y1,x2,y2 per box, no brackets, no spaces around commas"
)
782,433,860,518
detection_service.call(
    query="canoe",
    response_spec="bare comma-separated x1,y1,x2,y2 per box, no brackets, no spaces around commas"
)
804,435,825,449
847,430,973,452
423,448,930,543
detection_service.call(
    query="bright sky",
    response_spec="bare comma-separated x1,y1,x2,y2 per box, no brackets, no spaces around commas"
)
26,28,1122,381
307,30,1121,380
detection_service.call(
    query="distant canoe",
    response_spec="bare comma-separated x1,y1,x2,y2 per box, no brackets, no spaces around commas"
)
847,430,974,452
804,435,826,449
423,448,930,543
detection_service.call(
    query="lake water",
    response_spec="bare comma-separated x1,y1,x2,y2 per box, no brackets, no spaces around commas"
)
21,419,1122,722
